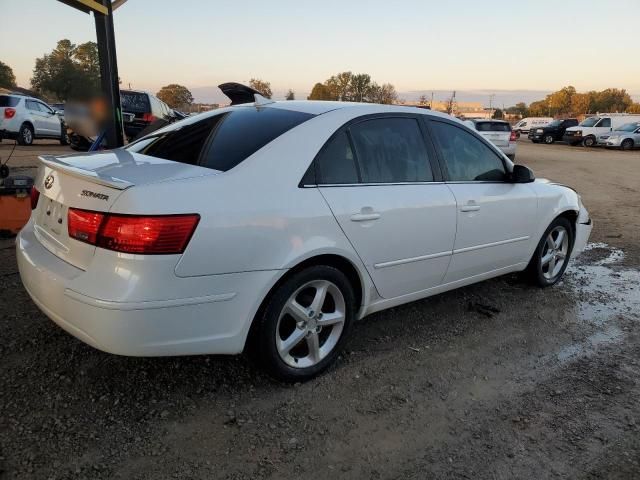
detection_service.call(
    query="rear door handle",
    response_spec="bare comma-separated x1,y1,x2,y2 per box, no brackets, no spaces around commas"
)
460,201,480,212
351,212,381,222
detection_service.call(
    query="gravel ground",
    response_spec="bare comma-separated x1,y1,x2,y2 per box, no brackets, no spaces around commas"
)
1,140,639,479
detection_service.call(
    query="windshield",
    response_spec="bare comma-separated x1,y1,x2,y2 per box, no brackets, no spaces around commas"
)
615,123,640,132
548,120,562,127
580,117,599,127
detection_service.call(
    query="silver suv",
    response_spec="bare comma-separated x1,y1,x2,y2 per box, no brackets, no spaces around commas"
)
0,94,68,146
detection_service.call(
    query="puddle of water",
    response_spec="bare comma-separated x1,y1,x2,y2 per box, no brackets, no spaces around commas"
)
553,243,640,362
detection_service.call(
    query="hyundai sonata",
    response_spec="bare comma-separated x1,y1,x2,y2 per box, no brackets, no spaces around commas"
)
17,90,592,381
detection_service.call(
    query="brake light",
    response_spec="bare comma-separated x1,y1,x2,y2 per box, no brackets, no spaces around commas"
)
4,108,16,119
30,187,40,210
509,130,518,142
142,113,156,122
68,209,105,244
67,208,199,254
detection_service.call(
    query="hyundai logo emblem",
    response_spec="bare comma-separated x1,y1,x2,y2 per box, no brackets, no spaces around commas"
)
44,174,54,190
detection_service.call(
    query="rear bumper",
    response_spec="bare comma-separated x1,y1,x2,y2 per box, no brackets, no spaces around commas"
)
0,129,18,141
498,144,516,156
16,221,279,356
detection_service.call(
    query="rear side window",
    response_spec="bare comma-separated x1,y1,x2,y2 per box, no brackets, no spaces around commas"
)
126,107,314,171
316,132,359,184
431,121,506,182
25,100,39,111
349,117,433,183
121,91,151,113
0,96,19,107
474,122,511,132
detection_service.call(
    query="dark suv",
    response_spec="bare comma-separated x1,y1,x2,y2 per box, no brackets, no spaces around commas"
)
120,90,176,141
528,118,579,144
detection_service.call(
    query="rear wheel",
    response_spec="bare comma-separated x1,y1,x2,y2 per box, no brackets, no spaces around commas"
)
582,136,596,147
621,139,634,151
525,217,573,287
17,124,34,146
250,265,355,382
544,134,554,144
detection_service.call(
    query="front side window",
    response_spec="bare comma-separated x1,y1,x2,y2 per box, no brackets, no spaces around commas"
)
126,107,314,172
349,117,433,183
431,121,506,182
37,102,53,114
26,100,39,111
597,118,611,128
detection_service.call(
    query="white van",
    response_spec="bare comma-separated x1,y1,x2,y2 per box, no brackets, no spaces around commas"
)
563,114,640,147
513,117,553,135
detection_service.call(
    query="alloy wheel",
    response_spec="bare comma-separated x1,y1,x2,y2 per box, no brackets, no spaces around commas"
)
23,128,33,144
275,279,346,368
540,226,570,280
621,139,633,151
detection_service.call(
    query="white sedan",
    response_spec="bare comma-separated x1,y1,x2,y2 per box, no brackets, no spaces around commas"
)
17,92,592,382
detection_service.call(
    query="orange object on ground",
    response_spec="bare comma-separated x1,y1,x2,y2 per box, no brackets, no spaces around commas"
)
0,176,33,235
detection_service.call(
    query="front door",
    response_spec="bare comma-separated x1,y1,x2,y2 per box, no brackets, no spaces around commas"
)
316,115,457,299
428,119,537,283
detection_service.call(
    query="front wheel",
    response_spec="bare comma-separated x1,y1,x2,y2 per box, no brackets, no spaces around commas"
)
60,125,69,145
544,135,555,144
250,266,355,382
621,139,634,151
525,217,574,287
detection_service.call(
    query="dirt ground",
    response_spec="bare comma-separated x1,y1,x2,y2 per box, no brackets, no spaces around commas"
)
1,139,639,479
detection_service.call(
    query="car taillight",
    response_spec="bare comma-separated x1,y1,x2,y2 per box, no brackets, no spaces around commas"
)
67,208,199,254
68,209,105,244
4,108,16,119
142,113,156,122
509,130,518,142
30,187,40,210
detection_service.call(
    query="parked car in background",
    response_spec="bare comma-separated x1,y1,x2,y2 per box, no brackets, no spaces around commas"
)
120,90,176,141
528,118,579,144
17,93,592,381
513,117,553,135
598,122,640,150
0,94,68,146
464,119,517,160
563,114,640,147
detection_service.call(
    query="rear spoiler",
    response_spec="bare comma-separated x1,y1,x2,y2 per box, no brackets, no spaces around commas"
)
218,82,274,106
38,155,133,190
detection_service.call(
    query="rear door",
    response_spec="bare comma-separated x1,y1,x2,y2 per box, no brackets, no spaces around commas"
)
429,119,537,283
318,114,457,299
25,99,47,135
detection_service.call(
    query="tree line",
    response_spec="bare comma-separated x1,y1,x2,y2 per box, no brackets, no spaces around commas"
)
507,86,640,118
307,71,398,104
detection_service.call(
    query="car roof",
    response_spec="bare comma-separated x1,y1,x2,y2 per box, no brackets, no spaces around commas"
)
470,118,509,124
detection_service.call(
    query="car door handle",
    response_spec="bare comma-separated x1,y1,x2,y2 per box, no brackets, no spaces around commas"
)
460,202,480,212
351,212,381,222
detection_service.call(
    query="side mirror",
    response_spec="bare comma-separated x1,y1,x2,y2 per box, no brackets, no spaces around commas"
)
510,164,535,183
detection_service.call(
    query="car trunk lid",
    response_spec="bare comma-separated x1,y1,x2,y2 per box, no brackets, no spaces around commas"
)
33,150,217,270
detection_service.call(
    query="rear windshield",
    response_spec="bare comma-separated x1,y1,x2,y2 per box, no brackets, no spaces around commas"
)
126,107,314,172
121,91,151,113
0,96,20,107
474,121,511,132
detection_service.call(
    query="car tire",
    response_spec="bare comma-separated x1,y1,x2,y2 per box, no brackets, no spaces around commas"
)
17,123,34,146
544,135,554,144
621,139,634,151
582,136,596,147
249,265,356,382
525,217,574,287
60,125,70,145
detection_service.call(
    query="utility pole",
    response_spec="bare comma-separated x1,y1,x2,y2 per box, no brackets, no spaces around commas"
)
489,94,495,119
430,91,434,109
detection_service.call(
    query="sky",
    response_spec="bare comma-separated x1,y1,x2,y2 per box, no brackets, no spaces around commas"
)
1,0,639,105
